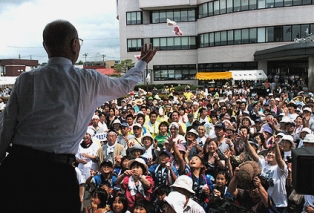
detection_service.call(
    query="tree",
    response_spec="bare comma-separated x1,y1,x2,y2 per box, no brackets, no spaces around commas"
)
114,59,135,74
77,60,84,65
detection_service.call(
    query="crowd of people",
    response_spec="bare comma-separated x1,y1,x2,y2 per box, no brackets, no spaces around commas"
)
75,83,314,213
0,19,313,213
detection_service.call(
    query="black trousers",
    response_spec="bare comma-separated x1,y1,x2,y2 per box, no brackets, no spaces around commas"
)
0,147,81,213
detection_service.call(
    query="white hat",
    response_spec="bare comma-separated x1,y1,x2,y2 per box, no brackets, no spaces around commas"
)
308,92,313,97
113,119,121,125
171,175,195,194
281,135,294,146
303,134,314,143
128,158,148,173
303,107,312,112
137,111,144,115
164,191,185,213
300,127,312,134
92,115,100,120
269,93,273,96
275,98,280,101
192,101,199,106
141,133,154,143
132,123,142,128
280,135,295,149
280,116,293,123
169,122,179,130
86,128,95,137
187,128,199,136
276,132,285,137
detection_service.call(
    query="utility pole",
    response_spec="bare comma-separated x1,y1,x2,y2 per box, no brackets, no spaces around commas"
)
83,53,88,64
101,54,106,66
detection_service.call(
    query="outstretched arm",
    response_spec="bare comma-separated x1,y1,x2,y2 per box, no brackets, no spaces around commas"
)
228,167,239,198
273,137,285,170
240,131,260,162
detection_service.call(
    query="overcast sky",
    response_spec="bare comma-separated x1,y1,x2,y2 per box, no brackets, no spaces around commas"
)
0,0,120,64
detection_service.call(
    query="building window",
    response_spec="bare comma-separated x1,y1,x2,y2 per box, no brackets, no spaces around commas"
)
126,11,142,25
127,39,143,52
198,0,312,19
152,36,197,50
153,64,196,81
151,9,196,24
198,62,257,71
198,23,314,48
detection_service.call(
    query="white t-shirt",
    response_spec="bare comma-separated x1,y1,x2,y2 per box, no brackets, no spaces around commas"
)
258,158,288,208
302,195,314,213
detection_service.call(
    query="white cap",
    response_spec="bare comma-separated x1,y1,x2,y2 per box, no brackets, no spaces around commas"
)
301,127,312,134
192,101,199,106
92,115,100,120
113,119,121,125
132,123,142,128
280,116,292,123
276,132,285,137
169,122,179,130
86,128,95,137
303,107,312,112
171,175,195,194
164,191,185,213
281,135,295,148
303,134,314,143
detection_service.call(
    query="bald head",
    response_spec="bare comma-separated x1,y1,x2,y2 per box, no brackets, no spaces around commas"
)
43,20,80,63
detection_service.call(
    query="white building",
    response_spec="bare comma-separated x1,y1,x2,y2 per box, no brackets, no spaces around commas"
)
117,0,314,90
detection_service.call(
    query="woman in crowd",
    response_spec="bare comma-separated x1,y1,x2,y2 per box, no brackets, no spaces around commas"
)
253,132,267,152
154,121,170,150
107,107,118,129
141,133,157,165
241,131,288,212
76,129,99,181
135,113,147,135
203,138,226,178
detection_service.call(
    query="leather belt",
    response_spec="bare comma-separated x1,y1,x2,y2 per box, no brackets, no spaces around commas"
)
9,144,75,166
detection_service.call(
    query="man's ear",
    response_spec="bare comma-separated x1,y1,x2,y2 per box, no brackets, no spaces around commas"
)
71,38,79,52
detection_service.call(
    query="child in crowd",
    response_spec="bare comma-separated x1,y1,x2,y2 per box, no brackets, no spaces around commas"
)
153,184,171,213
107,193,130,213
88,160,117,191
134,200,155,213
88,188,110,213
212,171,233,201
186,155,214,211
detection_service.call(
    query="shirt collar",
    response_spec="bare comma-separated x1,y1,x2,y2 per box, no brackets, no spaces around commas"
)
47,57,73,65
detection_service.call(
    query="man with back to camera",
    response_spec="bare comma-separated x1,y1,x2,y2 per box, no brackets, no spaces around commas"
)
0,19,158,213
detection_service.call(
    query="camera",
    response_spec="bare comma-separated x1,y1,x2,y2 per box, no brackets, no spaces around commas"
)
216,149,226,160
259,173,274,187
286,156,292,163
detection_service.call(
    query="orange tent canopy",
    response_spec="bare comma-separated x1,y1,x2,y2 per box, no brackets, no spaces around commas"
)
195,72,232,80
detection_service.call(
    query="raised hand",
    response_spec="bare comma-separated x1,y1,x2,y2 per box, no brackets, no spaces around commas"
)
140,43,158,64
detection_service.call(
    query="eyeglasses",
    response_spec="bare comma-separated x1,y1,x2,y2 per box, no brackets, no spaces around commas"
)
76,38,83,46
